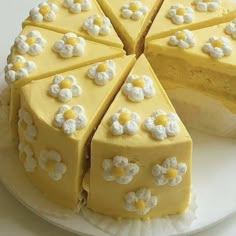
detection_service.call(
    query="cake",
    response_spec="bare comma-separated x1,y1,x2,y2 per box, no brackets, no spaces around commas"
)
0,0,235,221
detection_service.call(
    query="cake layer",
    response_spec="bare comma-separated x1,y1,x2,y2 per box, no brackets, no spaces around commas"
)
23,0,124,48
86,55,192,219
146,0,236,42
97,0,163,55
18,55,136,208
6,25,125,141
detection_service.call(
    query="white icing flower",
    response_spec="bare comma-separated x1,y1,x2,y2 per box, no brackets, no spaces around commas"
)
122,74,155,103
29,2,58,22
143,109,180,141
0,88,10,121
152,157,187,186
18,143,37,172
18,107,37,142
194,0,220,12
54,104,87,135
225,19,236,40
87,60,116,86
202,36,232,59
109,108,140,136
63,0,91,13
168,29,195,49
14,31,47,56
39,149,67,181
53,32,86,58
4,55,36,85
121,0,148,21
48,74,82,102
82,14,111,36
124,188,158,215
167,4,194,25
102,156,139,184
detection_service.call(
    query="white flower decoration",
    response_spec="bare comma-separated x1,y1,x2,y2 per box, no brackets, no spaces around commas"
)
48,74,82,102
18,143,37,172
122,74,156,103
124,188,158,215
18,107,37,142
29,2,58,22
225,19,236,40
167,4,194,25
39,149,67,181
87,60,116,86
53,32,86,58
14,31,47,56
121,0,149,21
143,109,180,141
63,0,91,13
194,0,220,12
109,108,140,136
0,88,10,121
202,36,232,59
152,157,187,186
4,55,36,85
82,14,112,36
102,156,139,184
54,104,87,135
168,29,195,49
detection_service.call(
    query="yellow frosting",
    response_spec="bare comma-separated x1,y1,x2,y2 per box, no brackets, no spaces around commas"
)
23,0,123,49
146,0,236,42
96,0,163,55
18,55,136,208
87,55,192,219
8,25,125,142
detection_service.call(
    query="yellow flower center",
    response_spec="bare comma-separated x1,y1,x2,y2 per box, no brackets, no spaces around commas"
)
74,0,82,3
39,5,51,16
176,31,186,40
111,166,125,177
132,78,145,88
134,199,146,210
211,39,222,48
176,7,185,16
65,37,78,45
129,2,139,12
64,109,76,120
19,152,27,163
93,16,103,26
59,79,72,89
45,159,57,171
154,114,168,126
13,62,24,71
166,168,178,179
118,112,131,125
26,36,36,45
203,0,211,2
96,63,108,72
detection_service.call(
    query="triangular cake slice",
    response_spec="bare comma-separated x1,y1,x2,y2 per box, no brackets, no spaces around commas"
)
145,21,236,137
18,55,136,208
86,55,192,219
97,0,163,55
6,25,125,139
146,0,236,42
23,0,123,48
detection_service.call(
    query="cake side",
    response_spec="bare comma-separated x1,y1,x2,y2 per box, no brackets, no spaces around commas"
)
17,55,136,208
86,54,192,219
23,0,124,49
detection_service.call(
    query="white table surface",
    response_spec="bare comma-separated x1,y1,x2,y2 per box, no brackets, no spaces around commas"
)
1,1,236,235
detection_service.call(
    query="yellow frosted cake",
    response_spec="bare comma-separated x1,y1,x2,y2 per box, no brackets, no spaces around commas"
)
0,0,236,221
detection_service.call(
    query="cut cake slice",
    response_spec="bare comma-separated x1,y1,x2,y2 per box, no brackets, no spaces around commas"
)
18,55,136,208
146,0,236,42
86,55,192,219
23,0,124,49
97,0,163,55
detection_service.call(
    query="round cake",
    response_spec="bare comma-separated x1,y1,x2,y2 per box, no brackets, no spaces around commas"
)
0,0,236,221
